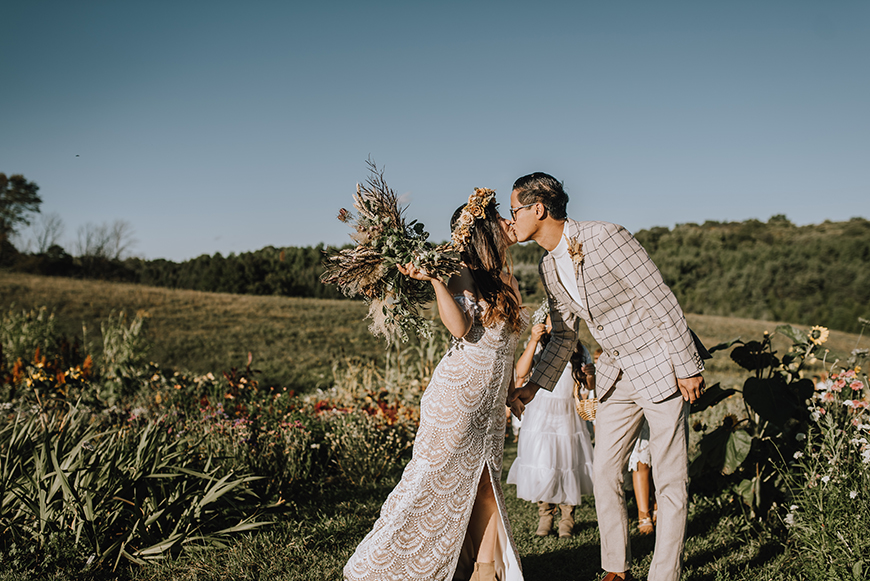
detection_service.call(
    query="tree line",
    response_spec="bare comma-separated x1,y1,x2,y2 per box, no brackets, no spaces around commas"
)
2,172,867,333
634,215,870,334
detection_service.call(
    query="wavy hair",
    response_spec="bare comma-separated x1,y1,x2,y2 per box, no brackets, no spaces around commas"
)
450,203,524,332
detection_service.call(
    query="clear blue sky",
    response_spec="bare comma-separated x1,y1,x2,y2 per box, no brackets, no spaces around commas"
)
2,1,868,261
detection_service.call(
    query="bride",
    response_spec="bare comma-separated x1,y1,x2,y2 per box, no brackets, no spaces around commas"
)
344,188,528,581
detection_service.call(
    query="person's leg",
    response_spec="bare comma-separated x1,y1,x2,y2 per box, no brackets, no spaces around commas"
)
632,462,653,534
593,377,646,576
639,392,689,581
468,465,499,564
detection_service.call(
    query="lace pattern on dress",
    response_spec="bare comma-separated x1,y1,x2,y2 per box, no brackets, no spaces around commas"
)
345,298,529,581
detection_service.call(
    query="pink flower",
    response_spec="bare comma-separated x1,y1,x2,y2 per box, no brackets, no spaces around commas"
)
851,381,864,391
832,379,846,392
821,391,837,403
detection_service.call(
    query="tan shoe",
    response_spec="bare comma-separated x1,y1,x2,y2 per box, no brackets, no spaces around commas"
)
473,562,496,581
536,502,555,536
558,504,575,538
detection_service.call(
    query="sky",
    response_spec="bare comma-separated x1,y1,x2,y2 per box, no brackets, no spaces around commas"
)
2,1,868,261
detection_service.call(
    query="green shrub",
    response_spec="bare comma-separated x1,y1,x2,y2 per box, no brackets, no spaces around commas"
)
689,324,826,517
98,310,150,404
320,409,414,487
0,405,270,575
0,306,59,365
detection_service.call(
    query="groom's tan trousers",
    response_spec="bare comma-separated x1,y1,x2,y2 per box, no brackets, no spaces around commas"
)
593,375,689,581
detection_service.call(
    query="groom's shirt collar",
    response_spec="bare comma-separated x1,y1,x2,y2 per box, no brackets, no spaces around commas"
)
550,224,584,308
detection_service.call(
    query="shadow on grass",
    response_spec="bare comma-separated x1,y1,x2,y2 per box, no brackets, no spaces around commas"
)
680,497,788,581
520,544,601,581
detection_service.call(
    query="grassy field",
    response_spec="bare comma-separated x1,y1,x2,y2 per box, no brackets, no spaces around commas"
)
0,443,788,581
62,443,783,581
3,271,864,580
0,272,383,392
1,271,860,395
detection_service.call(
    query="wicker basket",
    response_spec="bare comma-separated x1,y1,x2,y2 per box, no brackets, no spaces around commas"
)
573,380,598,421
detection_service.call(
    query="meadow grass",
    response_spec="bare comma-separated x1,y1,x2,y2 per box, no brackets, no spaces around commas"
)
2,271,863,580
0,272,382,392
11,443,784,581
1,272,859,395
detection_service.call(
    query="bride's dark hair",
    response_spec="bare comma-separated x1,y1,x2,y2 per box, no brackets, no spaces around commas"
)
451,203,524,332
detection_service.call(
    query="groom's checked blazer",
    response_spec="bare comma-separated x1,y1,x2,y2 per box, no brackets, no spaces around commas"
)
529,219,704,403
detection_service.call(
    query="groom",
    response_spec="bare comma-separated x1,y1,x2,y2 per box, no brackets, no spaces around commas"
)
507,173,704,581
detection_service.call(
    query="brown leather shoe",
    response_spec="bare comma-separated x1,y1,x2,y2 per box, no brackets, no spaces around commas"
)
602,573,635,581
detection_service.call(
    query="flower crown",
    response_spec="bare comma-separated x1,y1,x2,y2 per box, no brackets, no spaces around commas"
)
451,187,496,250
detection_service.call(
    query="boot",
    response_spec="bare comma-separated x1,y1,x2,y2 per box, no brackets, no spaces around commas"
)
558,504,575,538
536,501,556,536
471,562,496,581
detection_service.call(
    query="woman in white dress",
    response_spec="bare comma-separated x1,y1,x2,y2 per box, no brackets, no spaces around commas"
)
345,189,528,581
507,314,595,538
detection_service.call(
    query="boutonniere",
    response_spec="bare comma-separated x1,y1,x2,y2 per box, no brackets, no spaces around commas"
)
566,236,584,265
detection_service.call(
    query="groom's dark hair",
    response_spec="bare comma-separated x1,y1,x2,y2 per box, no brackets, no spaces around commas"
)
512,172,569,220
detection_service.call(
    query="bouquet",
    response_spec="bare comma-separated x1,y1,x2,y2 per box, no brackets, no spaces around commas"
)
321,162,461,344
531,297,550,326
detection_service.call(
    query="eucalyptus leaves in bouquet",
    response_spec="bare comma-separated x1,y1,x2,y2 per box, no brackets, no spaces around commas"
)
322,162,461,344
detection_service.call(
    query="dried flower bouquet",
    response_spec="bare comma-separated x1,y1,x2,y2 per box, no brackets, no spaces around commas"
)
321,162,460,343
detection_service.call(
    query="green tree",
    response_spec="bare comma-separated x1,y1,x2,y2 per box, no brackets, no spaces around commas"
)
0,173,42,244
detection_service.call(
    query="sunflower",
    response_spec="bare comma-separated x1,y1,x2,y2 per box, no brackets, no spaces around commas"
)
808,325,830,345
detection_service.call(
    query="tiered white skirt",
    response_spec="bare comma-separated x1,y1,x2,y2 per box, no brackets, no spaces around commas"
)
507,362,595,505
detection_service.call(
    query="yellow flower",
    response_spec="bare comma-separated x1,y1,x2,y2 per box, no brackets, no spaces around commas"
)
808,325,829,345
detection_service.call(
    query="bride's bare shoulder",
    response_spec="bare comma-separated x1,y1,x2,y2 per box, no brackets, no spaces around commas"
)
447,264,476,297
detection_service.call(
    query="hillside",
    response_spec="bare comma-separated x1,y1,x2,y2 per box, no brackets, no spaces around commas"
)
2,272,865,394
5,218,868,335
0,272,378,391
635,217,870,334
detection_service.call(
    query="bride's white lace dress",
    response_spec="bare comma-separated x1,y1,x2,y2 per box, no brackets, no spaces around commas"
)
345,296,528,581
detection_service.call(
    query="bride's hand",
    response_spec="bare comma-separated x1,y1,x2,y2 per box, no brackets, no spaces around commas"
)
397,261,437,282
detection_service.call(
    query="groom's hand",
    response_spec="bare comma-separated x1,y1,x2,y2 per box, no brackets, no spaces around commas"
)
508,396,525,420
510,382,542,408
677,374,705,403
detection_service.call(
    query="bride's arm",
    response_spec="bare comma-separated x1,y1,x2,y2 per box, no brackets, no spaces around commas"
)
397,263,473,339
433,275,473,338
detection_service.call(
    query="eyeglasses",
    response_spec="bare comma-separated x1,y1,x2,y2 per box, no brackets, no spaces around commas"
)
510,203,536,220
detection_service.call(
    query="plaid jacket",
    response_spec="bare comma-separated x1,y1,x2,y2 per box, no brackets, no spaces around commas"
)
529,219,704,403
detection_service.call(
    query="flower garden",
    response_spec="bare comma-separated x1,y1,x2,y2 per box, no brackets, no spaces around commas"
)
1,305,868,580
